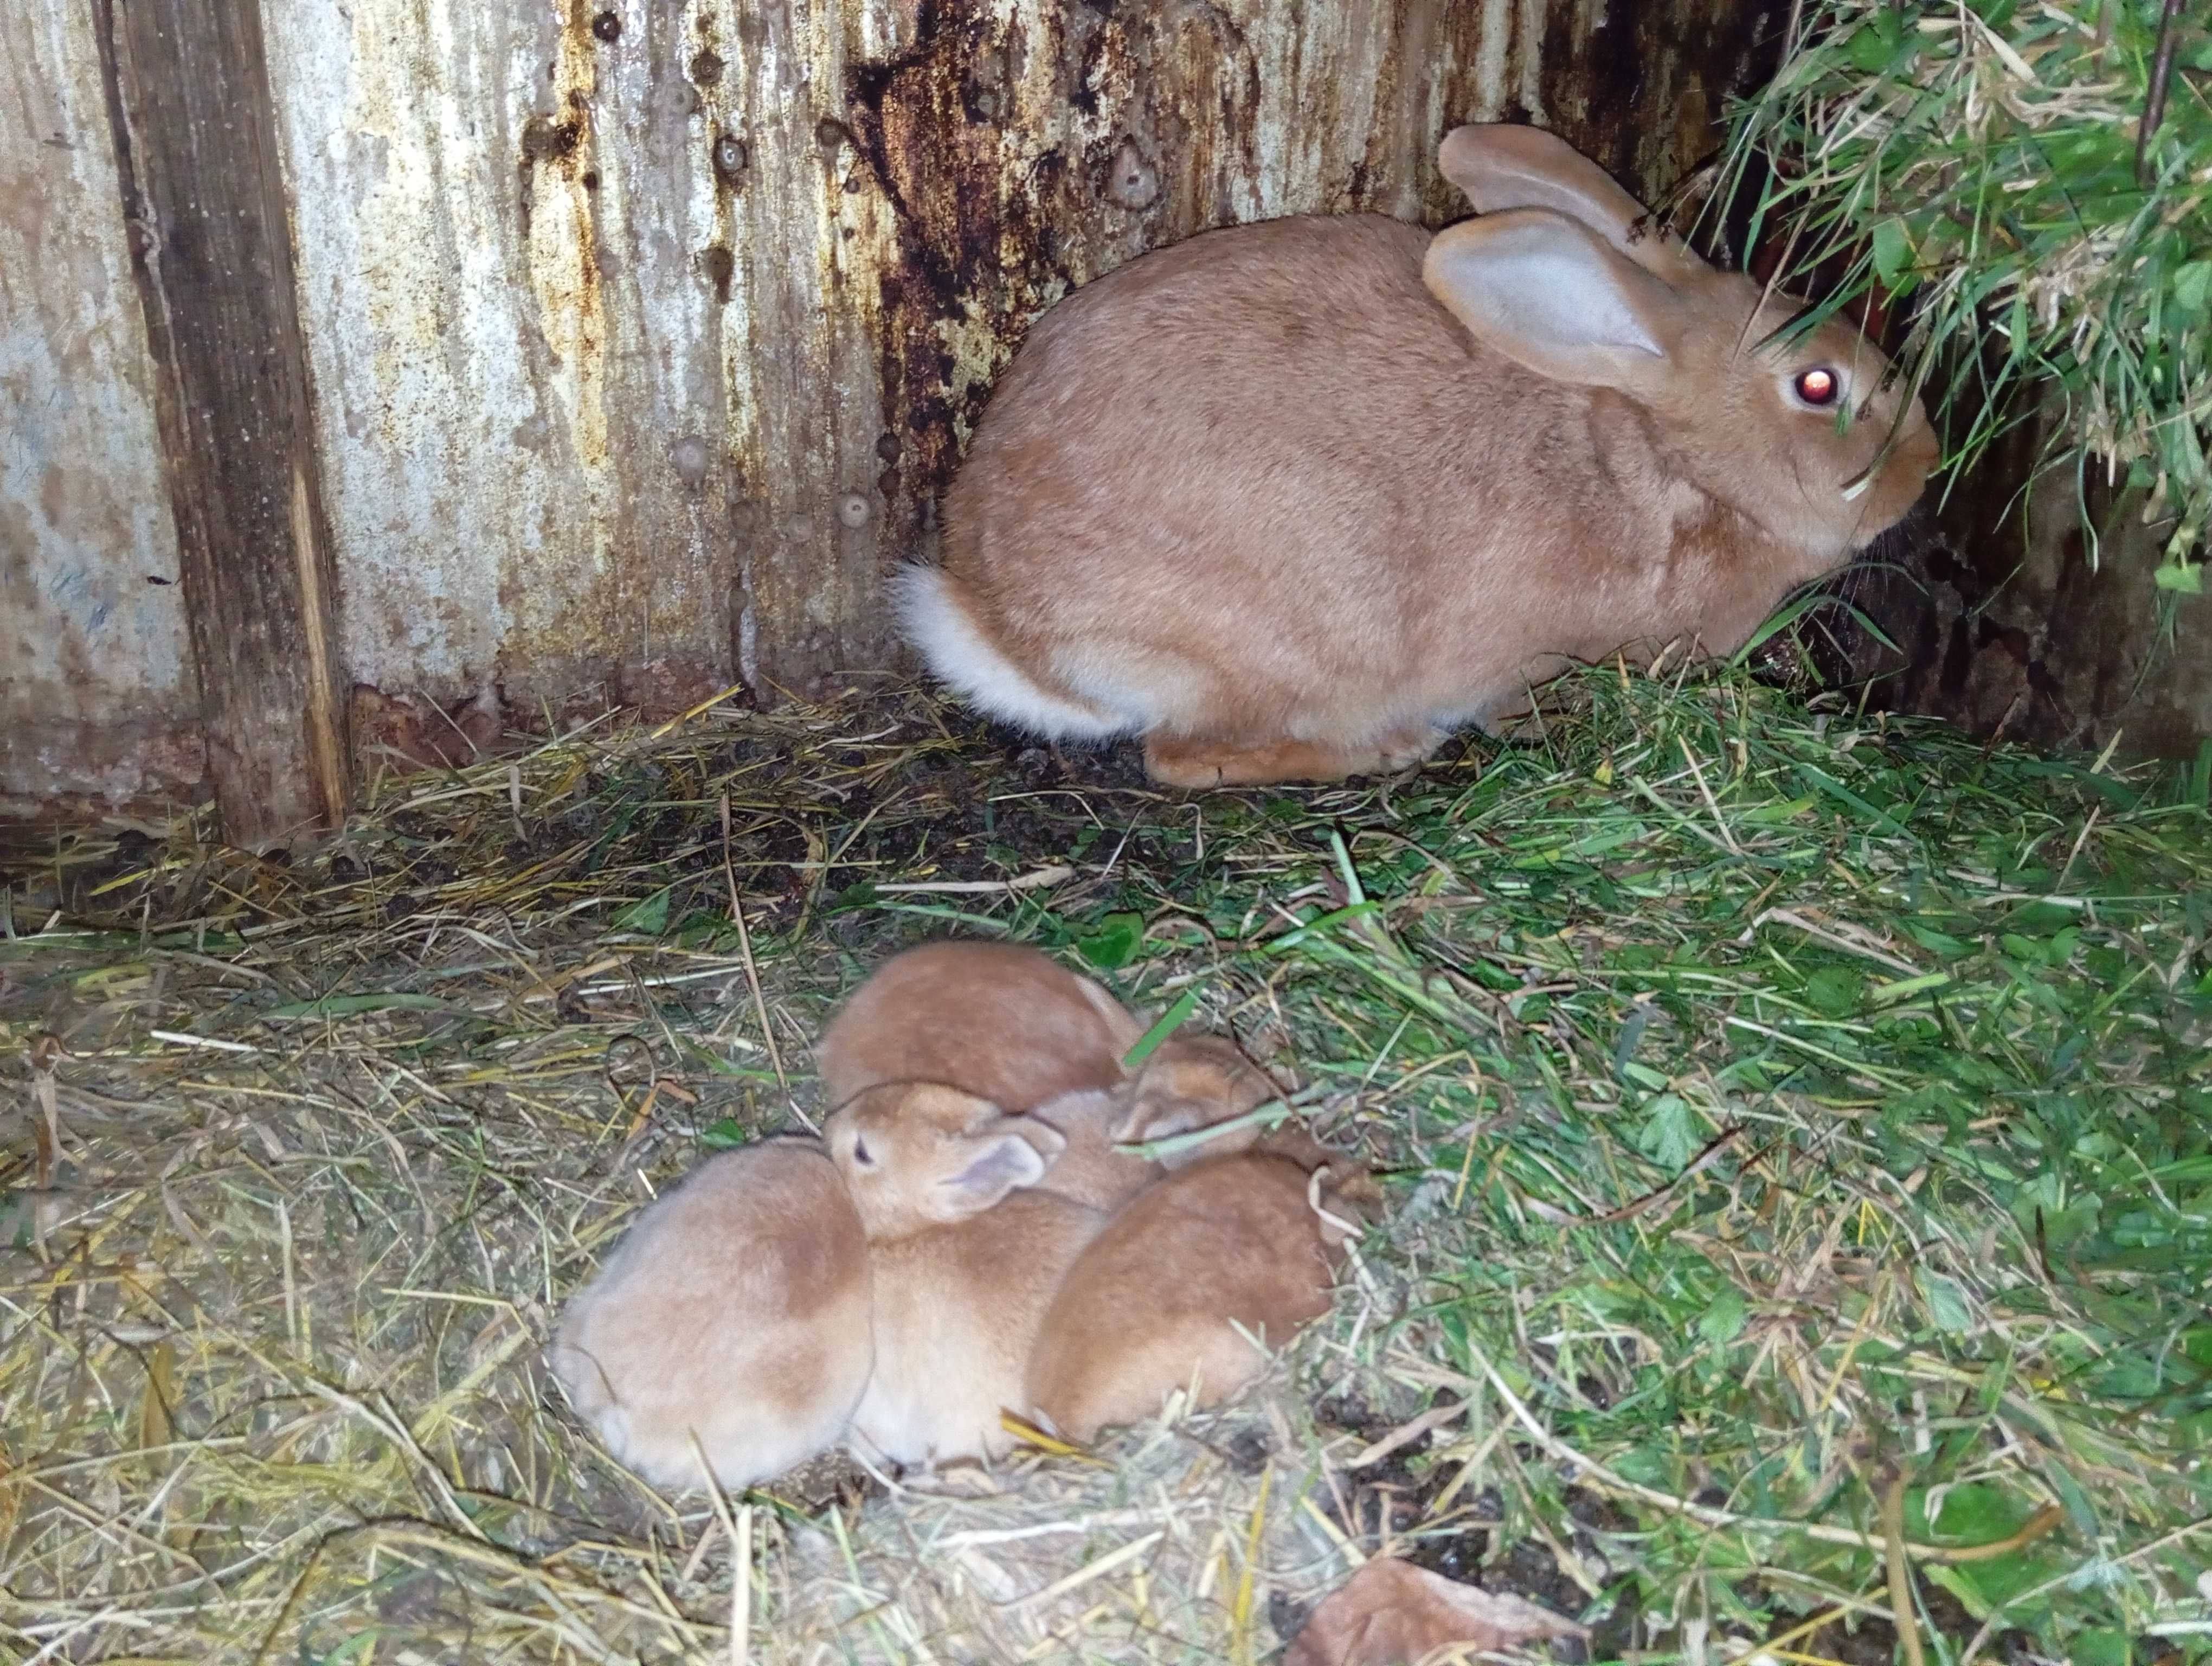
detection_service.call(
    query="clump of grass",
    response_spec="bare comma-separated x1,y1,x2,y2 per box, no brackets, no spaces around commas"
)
2,670,2208,1662
1238,668,2212,1665
1720,0,2212,586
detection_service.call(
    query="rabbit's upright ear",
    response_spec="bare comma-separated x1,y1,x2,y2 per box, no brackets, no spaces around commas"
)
1437,123,1706,280
1424,209,1683,395
926,1117,1064,1221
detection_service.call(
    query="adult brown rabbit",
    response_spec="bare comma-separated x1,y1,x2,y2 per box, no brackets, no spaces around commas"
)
896,122,1939,787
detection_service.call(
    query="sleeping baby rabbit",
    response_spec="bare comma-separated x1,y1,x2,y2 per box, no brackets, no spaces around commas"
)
547,1137,872,1492
816,939,1165,1210
1026,1140,1375,1443
826,1081,1107,1468
898,121,1940,786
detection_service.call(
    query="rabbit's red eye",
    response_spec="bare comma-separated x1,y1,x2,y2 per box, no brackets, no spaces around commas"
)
1795,368,1840,407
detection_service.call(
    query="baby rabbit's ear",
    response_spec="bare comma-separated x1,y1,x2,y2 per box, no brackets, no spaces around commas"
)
928,1117,1065,1221
1111,1090,1200,1146
1424,209,1682,395
1437,123,1705,281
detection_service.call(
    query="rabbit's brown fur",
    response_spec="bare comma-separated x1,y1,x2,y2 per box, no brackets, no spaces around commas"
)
547,1139,872,1492
899,124,1939,787
827,1081,1106,1466
1026,1149,1370,1442
815,940,1163,1210
1108,1032,1281,1167
816,941,1142,1112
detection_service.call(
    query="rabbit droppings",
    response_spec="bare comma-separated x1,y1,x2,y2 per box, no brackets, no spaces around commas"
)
548,1138,872,1492
816,939,1165,1211
826,1082,1106,1469
898,122,1940,787
1026,1146,1374,1443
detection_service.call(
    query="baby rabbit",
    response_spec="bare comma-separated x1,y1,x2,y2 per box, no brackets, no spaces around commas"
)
827,1081,1107,1468
897,121,1940,787
816,940,1163,1210
1026,1143,1375,1444
1105,1031,1282,1168
547,1138,872,1492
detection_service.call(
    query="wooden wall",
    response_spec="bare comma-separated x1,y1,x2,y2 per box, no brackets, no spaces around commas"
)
2,0,198,808
3,0,1783,838
1828,390,2212,762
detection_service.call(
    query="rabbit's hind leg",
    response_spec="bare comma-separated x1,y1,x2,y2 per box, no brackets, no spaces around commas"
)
1142,730,1434,788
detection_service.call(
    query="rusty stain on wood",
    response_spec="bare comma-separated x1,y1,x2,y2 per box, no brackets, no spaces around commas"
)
266,0,740,721
1,0,202,812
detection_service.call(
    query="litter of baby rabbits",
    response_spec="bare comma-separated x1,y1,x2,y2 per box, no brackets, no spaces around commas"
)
2,670,2205,1663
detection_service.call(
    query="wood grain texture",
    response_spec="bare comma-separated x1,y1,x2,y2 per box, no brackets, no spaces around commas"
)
0,0,199,815
91,0,348,843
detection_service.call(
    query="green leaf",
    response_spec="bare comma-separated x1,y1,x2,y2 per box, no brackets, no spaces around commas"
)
2152,561,2204,595
1917,1267,1973,1332
2045,1448,2103,1540
2009,901,2079,933
2073,1629,2132,1666
1122,985,1204,1069
613,886,673,934
1793,762,1910,835
1634,1093,1700,1171
698,1118,749,1151
1803,965,1865,1017
1077,911,1146,971
1901,921,1974,956
1926,1481,2030,1546
1872,218,1915,288
828,880,880,912
2174,261,2212,318
1699,1285,1747,1344
1869,970,1951,1006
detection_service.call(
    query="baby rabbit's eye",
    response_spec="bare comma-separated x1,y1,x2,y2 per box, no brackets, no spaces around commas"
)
1792,367,1842,408
851,1137,874,1167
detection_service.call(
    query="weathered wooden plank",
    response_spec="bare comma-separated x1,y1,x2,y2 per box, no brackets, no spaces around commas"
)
91,0,349,844
266,0,745,726
0,0,199,813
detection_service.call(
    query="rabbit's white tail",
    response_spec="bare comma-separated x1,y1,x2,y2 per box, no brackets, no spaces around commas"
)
891,565,1132,741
